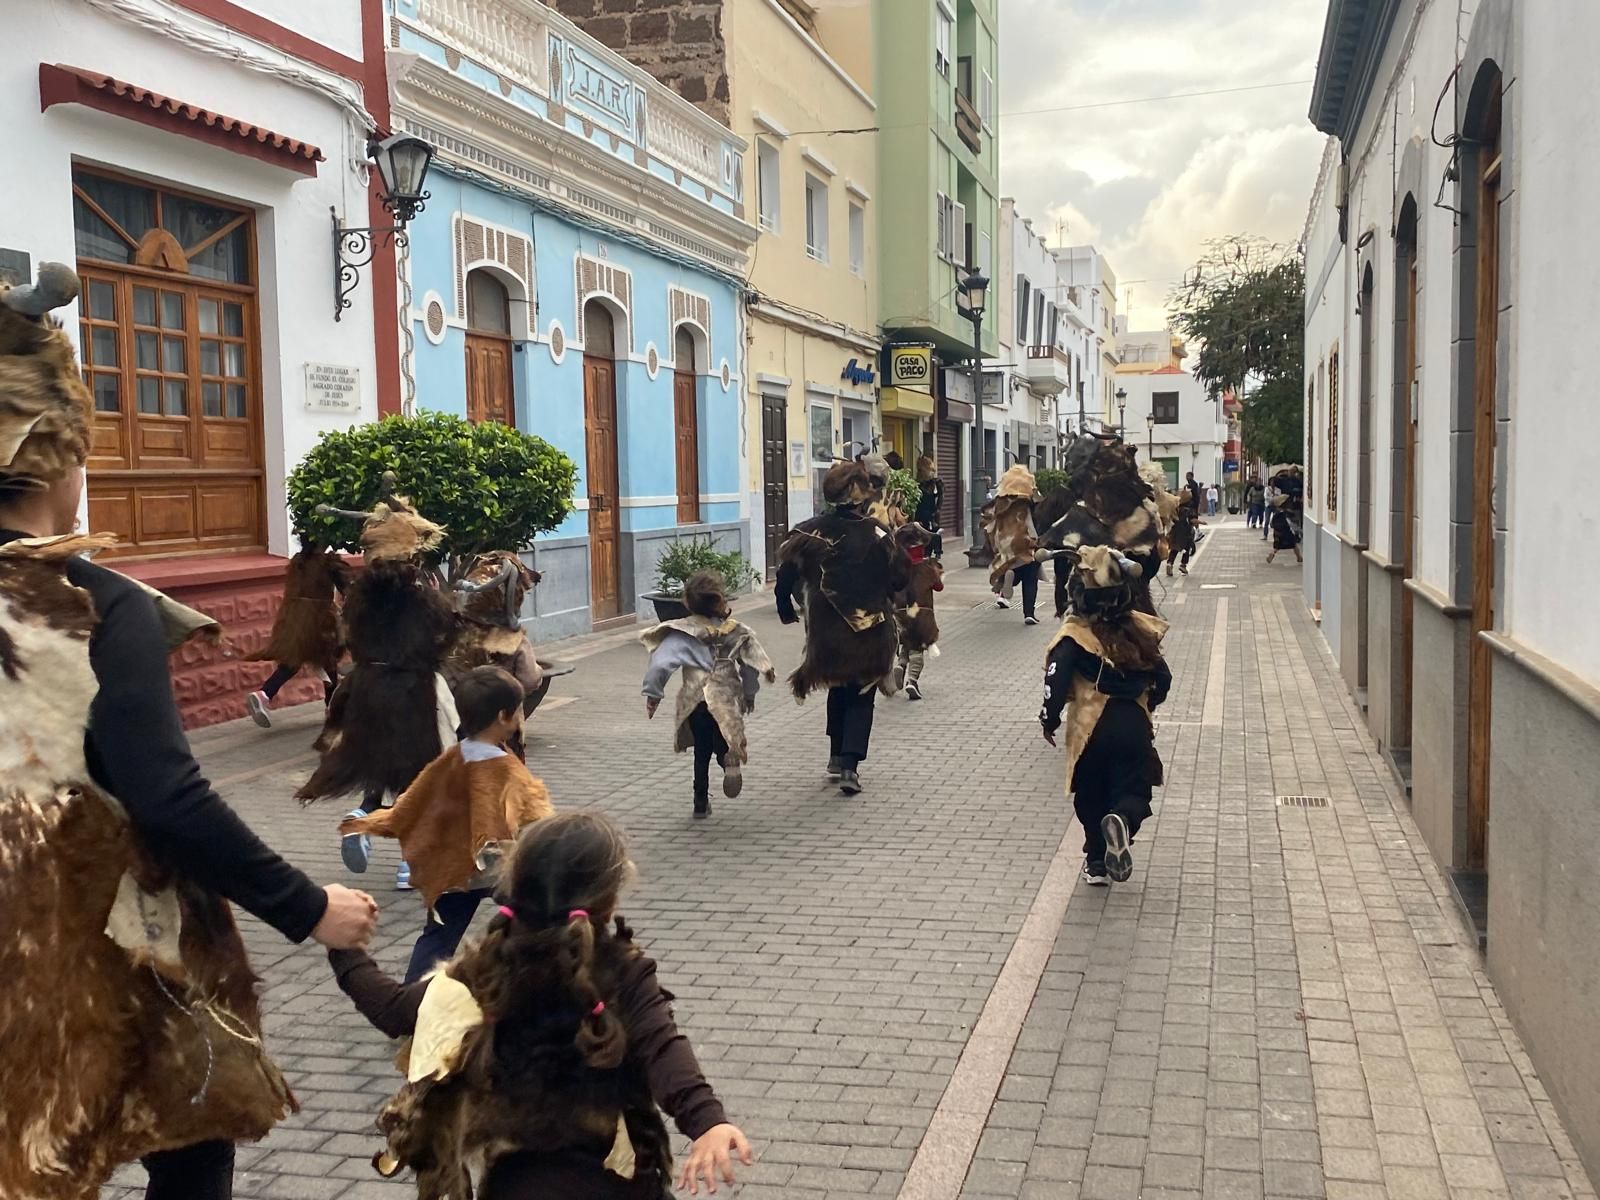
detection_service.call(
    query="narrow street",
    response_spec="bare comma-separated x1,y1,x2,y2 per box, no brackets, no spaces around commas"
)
98,519,1593,1199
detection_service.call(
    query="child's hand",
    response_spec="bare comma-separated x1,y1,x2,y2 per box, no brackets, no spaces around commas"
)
678,1123,752,1194
645,696,660,719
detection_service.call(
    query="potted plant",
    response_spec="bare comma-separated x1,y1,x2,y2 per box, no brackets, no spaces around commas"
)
644,536,758,621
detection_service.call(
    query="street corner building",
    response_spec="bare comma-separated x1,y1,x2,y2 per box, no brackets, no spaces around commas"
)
390,0,754,639
1303,0,1600,1180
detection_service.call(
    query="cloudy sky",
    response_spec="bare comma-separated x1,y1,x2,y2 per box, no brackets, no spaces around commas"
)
998,0,1329,330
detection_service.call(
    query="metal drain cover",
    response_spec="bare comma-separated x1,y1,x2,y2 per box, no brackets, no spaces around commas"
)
1276,795,1331,808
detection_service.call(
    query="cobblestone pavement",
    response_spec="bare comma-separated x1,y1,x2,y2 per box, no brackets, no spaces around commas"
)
106,521,1596,1200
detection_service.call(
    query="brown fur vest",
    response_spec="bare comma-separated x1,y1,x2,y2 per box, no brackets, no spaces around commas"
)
640,615,775,766
778,512,903,698
0,538,293,1200
249,548,349,670
895,560,943,652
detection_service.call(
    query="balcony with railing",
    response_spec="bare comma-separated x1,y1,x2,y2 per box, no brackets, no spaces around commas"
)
1022,345,1071,395
389,0,745,219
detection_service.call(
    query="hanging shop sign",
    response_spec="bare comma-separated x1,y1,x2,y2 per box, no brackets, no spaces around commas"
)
886,343,934,391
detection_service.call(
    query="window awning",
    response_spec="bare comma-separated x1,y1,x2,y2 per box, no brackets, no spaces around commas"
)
880,387,934,418
39,63,325,177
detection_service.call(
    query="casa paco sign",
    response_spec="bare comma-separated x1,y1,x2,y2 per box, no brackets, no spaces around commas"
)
885,343,934,392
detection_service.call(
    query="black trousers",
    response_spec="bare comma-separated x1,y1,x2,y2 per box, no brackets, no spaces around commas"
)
1072,703,1156,865
1014,562,1040,618
143,1139,235,1200
826,684,877,769
688,702,729,800
405,888,491,983
1167,540,1193,569
261,662,335,704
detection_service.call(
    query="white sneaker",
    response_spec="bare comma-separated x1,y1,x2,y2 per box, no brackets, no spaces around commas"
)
1024,615,1040,626
1082,861,1110,887
246,691,272,729
994,596,1011,610
396,861,414,891
340,809,370,873
1101,814,1134,883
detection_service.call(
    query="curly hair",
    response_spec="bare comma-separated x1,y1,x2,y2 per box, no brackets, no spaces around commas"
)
682,570,730,619
372,813,671,1199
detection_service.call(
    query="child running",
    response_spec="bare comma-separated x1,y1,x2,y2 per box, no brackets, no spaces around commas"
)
640,570,775,819
892,522,943,701
1040,546,1172,885
326,811,754,1198
339,665,554,982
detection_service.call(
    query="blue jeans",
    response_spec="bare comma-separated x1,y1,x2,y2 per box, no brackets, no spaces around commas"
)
404,888,491,983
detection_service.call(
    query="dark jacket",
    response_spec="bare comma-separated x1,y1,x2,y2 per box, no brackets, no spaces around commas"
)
1039,635,1172,737
0,530,328,942
914,479,942,529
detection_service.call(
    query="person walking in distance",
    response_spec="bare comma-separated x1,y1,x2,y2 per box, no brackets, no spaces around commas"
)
1040,546,1172,886
1244,476,1265,529
1266,496,1304,564
1205,482,1219,516
776,460,907,796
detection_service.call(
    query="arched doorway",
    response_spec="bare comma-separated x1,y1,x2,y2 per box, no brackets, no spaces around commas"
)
1466,66,1504,871
1394,198,1420,754
583,301,623,624
465,269,515,426
673,325,701,525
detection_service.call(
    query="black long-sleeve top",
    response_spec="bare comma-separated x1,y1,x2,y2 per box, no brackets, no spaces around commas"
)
1040,634,1173,736
327,948,728,1140
1,531,329,943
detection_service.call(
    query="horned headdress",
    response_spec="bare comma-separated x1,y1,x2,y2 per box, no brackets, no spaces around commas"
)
0,262,93,485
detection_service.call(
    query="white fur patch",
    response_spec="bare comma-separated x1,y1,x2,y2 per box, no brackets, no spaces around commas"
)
0,597,97,803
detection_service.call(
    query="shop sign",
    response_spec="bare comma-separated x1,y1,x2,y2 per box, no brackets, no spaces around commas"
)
887,344,934,390
305,363,360,413
841,358,876,386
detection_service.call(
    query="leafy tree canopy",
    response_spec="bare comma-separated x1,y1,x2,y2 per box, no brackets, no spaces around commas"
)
1167,235,1306,467
288,412,577,572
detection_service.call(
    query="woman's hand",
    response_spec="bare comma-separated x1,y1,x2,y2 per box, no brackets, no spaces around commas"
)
677,1123,753,1194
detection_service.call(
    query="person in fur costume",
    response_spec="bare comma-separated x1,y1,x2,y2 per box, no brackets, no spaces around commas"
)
245,544,351,727
446,549,545,762
775,460,908,796
0,263,377,1200
297,495,460,892
327,811,754,1199
640,570,776,819
1040,546,1172,886
892,522,943,701
984,463,1043,624
913,453,945,560
1165,492,1204,576
341,666,555,983
1265,493,1304,564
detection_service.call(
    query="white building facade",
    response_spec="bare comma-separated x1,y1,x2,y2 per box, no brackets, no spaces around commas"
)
994,199,1069,471
1055,243,1119,434
1306,0,1600,1177
1116,366,1224,493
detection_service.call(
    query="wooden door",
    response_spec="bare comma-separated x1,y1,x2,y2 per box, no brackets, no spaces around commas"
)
584,353,621,622
1468,99,1502,870
674,369,700,524
761,394,789,577
465,333,515,426
1400,252,1419,746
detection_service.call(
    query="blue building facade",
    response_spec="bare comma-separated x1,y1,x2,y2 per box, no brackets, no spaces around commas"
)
386,0,756,638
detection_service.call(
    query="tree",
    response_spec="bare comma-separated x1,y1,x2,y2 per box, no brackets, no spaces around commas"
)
287,412,578,575
1167,236,1305,466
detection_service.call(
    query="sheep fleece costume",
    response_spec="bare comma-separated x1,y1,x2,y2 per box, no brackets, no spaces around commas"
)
0,537,294,1199
777,511,903,699
248,547,349,671
984,465,1039,589
639,615,776,765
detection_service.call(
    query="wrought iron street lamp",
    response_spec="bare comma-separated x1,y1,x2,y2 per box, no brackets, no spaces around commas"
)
333,133,436,321
1116,387,1127,439
958,270,990,561
1146,412,1155,460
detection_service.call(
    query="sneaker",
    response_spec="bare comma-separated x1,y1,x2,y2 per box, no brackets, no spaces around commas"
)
693,799,712,819
246,691,272,729
826,756,843,779
1024,615,1039,626
838,769,862,796
994,596,1011,609
892,663,907,693
1082,860,1110,887
905,681,923,702
1178,564,1189,575
723,762,743,798
1165,564,1174,577
340,809,371,874
1101,814,1133,883
395,861,414,890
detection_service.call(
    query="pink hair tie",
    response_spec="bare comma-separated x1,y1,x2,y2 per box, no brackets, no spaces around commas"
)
591,1001,606,1016
567,909,590,922
497,906,516,920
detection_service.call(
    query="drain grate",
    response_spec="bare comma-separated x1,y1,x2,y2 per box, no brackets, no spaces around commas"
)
1276,795,1331,808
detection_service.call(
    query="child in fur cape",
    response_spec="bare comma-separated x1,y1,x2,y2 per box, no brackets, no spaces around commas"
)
245,544,351,727
340,666,554,982
640,571,776,819
1039,546,1172,887
892,522,943,701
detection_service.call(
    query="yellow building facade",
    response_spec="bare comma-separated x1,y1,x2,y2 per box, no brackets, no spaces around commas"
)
725,0,879,575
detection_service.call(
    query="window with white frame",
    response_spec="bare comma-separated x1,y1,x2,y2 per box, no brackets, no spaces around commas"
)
980,69,994,129
936,192,951,262
848,201,865,275
951,198,967,266
935,1,953,78
979,230,992,278
805,174,829,262
757,139,781,232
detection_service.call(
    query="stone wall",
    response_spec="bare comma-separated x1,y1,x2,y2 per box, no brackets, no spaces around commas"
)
550,0,730,122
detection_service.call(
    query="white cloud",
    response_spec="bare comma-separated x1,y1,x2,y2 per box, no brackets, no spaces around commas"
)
999,0,1328,326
